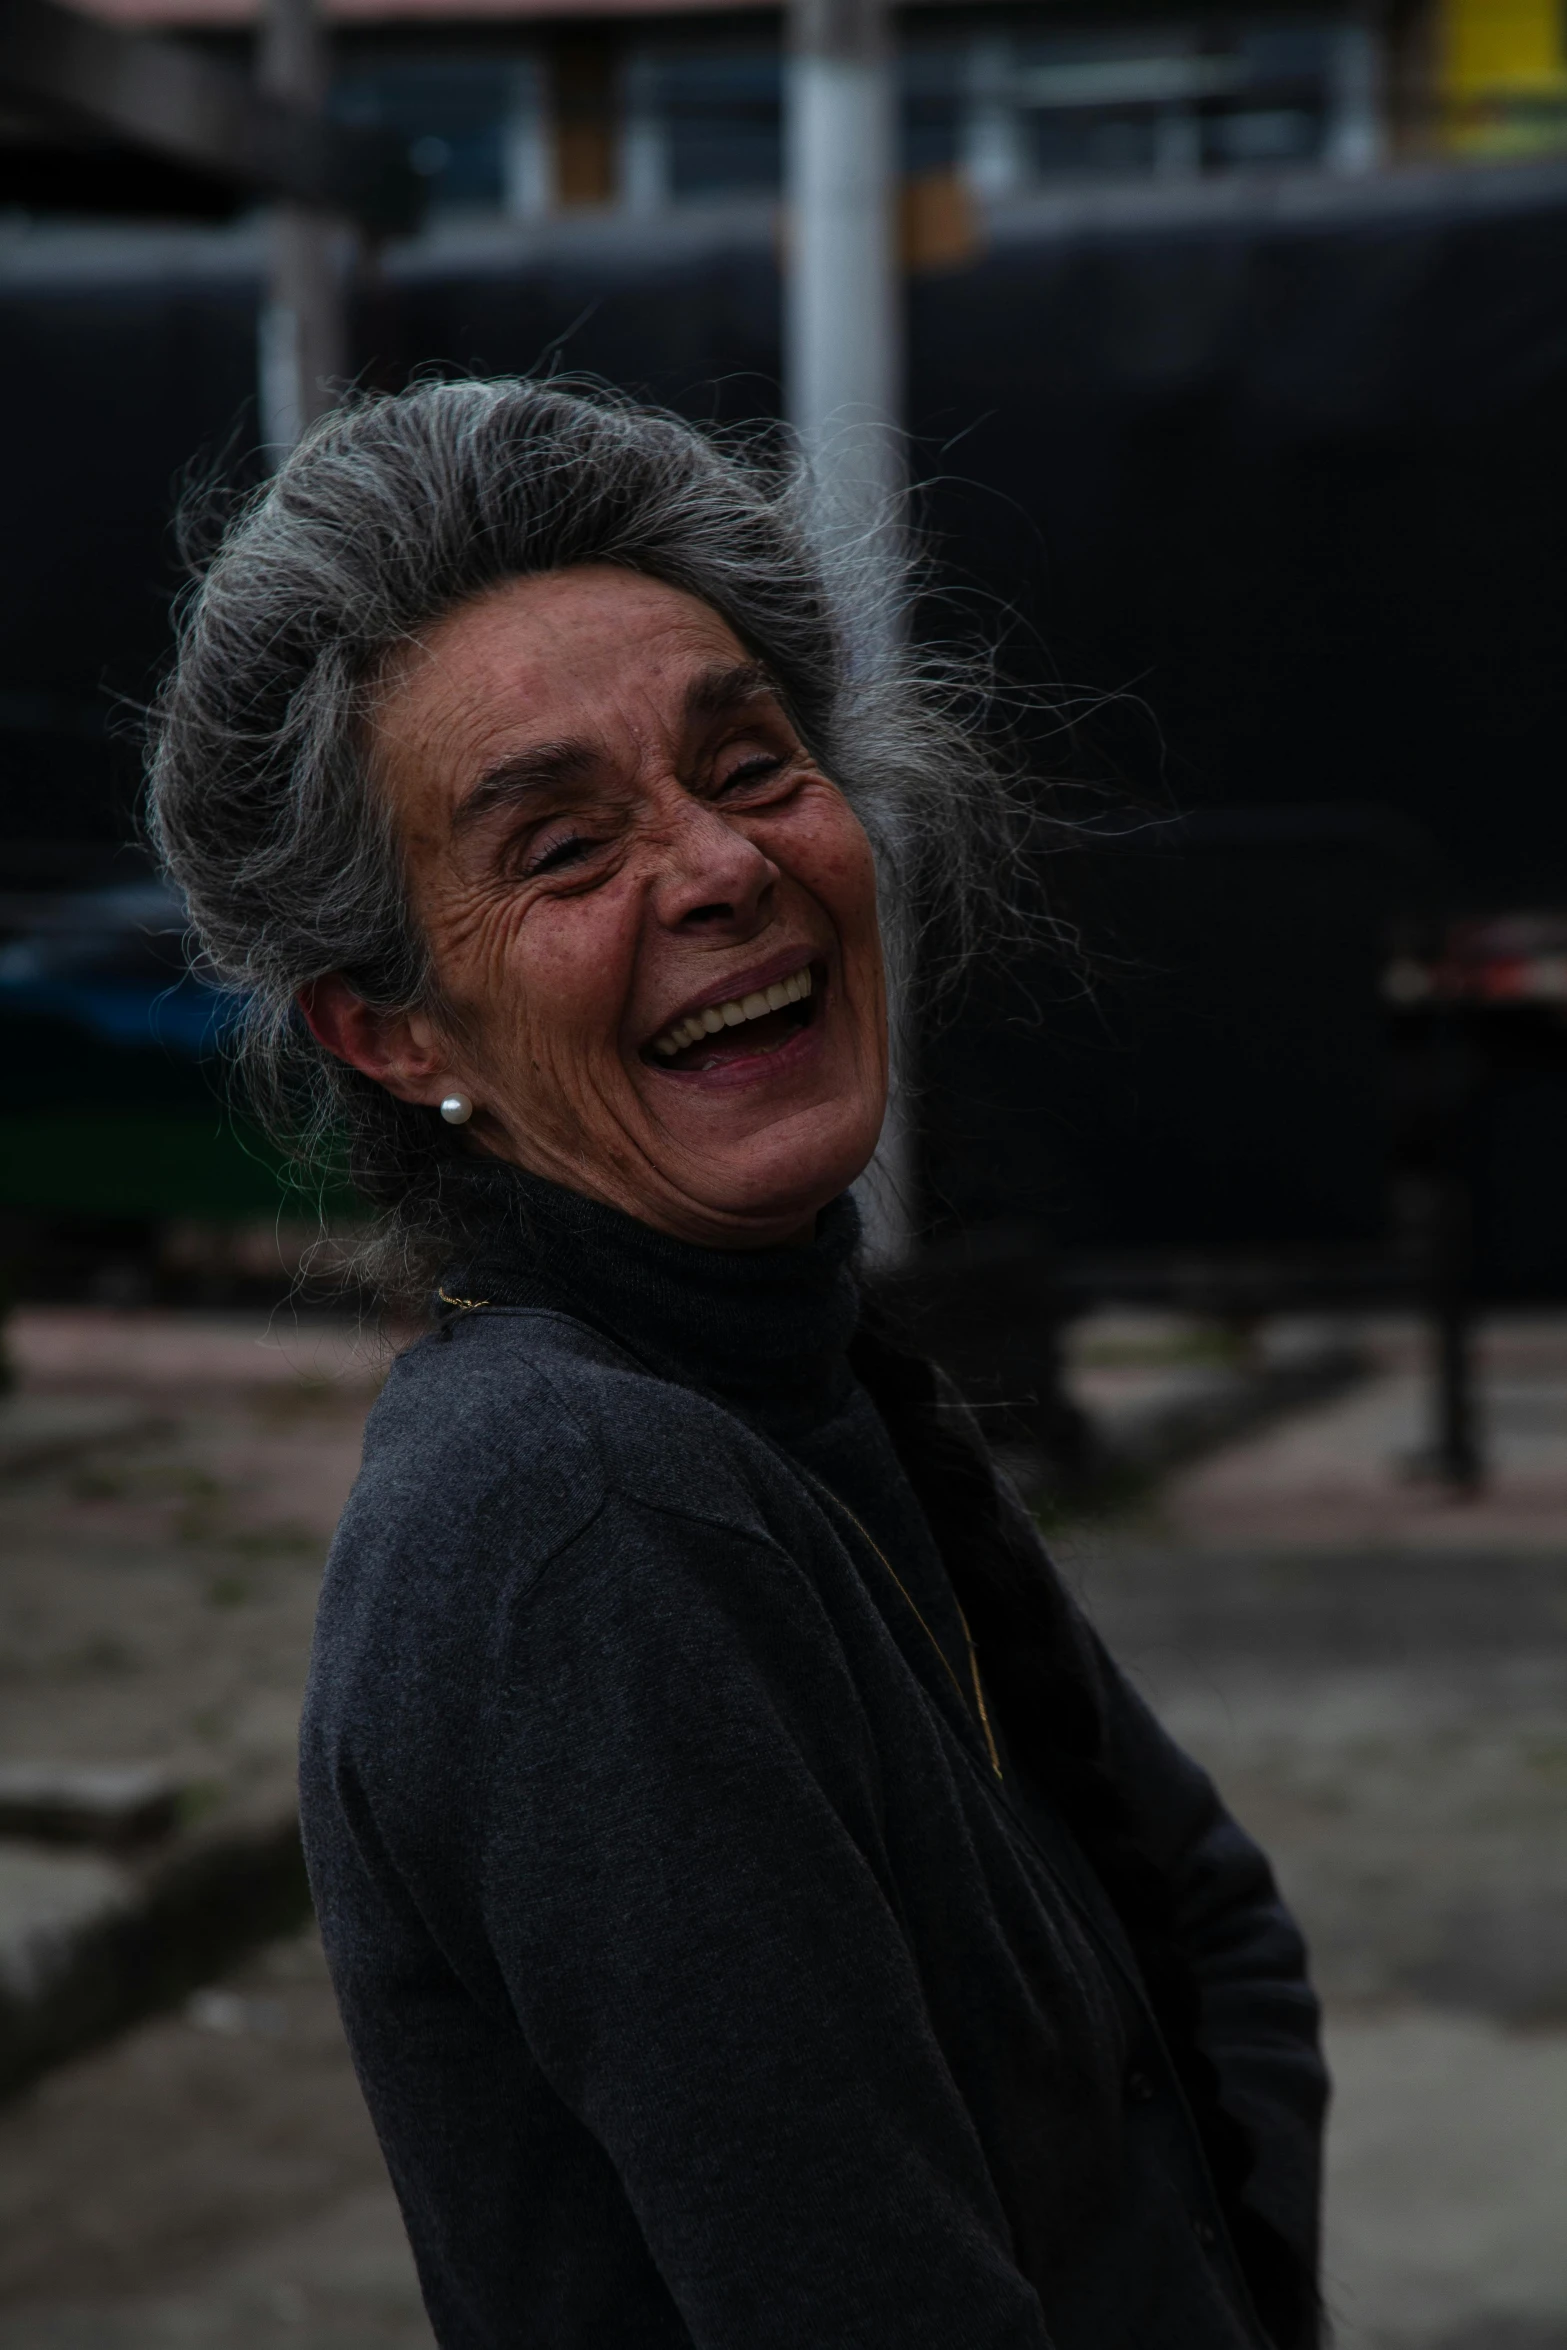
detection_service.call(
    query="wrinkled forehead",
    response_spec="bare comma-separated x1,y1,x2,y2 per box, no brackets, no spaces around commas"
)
365,564,755,817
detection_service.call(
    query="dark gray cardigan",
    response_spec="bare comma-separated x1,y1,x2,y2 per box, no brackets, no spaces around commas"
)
299,1173,1326,2350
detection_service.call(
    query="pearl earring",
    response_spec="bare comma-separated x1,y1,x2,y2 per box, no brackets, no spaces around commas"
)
439,1093,473,1127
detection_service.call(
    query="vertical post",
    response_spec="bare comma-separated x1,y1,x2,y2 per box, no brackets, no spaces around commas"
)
258,0,347,455
785,0,913,1259
1431,1168,1482,1490
1325,13,1386,174
962,34,1024,202
785,0,901,541
1428,1008,1484,1490
621,49,667,217
502,58,553,223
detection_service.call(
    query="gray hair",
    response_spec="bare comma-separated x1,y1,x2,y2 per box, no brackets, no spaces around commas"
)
147,376,1037,1301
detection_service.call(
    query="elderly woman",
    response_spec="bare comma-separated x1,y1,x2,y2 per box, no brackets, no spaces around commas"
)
150,379,1325,2350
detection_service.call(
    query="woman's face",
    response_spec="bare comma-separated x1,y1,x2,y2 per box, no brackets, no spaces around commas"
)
357,565,889,1248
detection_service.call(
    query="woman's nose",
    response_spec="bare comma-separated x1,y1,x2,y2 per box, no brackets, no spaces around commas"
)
652,799,781,936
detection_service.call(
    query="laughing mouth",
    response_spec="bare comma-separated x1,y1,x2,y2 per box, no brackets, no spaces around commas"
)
646,965,815,1072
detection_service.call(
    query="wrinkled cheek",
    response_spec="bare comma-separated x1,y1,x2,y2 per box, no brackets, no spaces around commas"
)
485,945,639,1150
784,804,881,945
822,841,887,1019
426,898,529,1045
476,989,582,1125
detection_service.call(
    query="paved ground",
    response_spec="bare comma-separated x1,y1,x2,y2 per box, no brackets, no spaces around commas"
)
0,1304,1562,2349
1070,1316,1567,2350
0,1929,429,2349
1155,1317,1567,1551
0,1307,390,1811
0,1307,428,2346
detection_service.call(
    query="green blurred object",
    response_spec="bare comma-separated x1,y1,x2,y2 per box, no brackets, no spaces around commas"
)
1,1006,358,1223
0,1112,303,1218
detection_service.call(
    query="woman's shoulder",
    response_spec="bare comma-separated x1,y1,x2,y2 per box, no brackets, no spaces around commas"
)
345,1303,807,1576
308,1306,836,1778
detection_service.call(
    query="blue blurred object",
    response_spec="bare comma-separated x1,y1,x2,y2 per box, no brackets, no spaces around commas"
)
0,882,240,1059
0,882,317,1221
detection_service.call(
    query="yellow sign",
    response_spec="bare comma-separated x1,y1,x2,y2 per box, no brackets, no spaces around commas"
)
1438,0,1567,154
1443,0,1563,93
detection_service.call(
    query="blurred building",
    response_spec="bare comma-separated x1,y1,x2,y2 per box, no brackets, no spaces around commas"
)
17,7,1398,220
33,0,1567,227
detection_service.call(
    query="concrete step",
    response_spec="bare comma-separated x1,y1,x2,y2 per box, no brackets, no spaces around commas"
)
0,1805,311,2104
1072,1323,1368,1480
0,1763,184,1848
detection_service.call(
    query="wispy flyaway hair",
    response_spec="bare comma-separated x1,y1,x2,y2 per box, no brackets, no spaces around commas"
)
147,376,1040,1299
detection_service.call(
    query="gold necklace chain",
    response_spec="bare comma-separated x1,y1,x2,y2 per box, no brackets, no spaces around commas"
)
813,1487,1003,1781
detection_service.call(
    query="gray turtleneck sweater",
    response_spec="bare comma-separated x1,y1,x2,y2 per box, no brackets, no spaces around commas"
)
299,1174,1324,2350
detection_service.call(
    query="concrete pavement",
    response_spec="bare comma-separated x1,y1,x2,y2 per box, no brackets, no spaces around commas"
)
0,1303,1562,2347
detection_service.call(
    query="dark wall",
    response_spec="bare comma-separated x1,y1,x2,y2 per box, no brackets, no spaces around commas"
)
907,191,1567,902
920,827,1393,1252
899,185,1567,1264
0,283,259,876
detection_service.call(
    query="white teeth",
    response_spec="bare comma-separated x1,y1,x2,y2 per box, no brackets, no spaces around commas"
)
649,966,815,1062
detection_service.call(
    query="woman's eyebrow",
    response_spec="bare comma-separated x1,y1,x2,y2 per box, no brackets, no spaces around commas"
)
684,660,783,723
451,740,600,835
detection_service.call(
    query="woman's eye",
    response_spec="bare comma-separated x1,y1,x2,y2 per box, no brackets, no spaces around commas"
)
523,831,593,878
717,754,786,794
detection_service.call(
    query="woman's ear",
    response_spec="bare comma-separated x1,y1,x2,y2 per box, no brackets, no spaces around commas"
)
299,976,450,1108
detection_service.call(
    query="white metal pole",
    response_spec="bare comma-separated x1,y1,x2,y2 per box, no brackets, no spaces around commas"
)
785,0,914,1261
1325,14,1386,175
785,0,901,552
502,59,553,222
258,0,347,454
